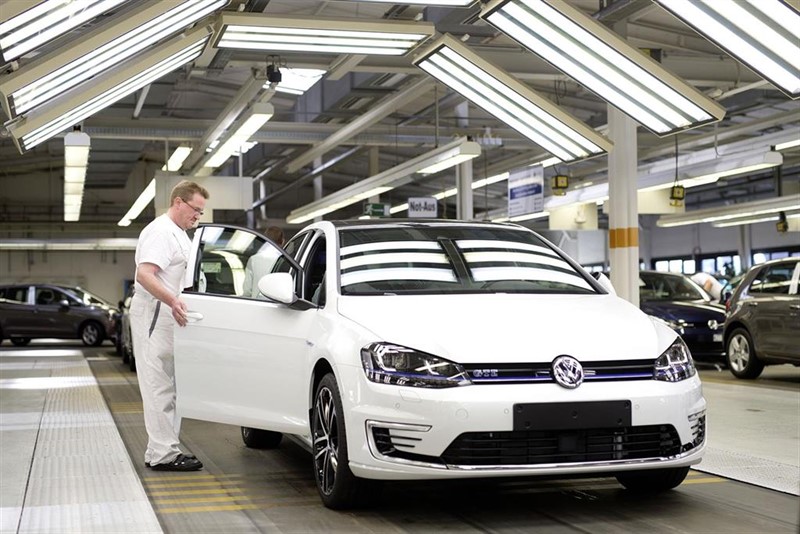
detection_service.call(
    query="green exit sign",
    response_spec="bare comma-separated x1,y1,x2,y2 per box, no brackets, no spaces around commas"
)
363,203,390,217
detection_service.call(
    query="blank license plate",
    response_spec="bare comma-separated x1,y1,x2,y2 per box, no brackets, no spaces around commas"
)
513,401,632,431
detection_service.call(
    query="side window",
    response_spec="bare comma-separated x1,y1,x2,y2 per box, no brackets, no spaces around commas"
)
303,237,327,306
1,287,28,303
751,265,793,295
196,227,280,299
35,287,56,305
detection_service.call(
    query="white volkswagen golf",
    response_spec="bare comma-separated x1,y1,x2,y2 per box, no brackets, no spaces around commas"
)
174,220,706,509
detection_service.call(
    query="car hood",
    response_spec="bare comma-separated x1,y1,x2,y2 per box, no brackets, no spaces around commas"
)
640,300,725,323
337,293,667,364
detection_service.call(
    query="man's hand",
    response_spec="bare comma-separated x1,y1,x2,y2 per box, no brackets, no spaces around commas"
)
171,297,188,327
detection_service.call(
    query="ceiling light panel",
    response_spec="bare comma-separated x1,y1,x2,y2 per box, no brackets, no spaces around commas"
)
7,26,212,152
653,0,800,99
0,0,130,63
327,0,475,4
0,0,225,118
215,13,434,56
480,0,726,136
204,103,274,168
414,35,612,163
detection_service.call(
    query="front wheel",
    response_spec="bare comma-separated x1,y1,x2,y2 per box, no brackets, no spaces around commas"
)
80,322,104,346
10,337,31,346
312,373,374,509
616,467,689,492
241,427,282,449
726,328,764,379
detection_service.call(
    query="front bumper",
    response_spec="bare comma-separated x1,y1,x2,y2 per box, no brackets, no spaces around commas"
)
338,365,706,480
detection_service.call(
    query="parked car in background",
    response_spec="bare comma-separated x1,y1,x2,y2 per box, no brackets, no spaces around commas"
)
0,284,118,346
723,257,800,379
632,271,726,364
118,287,136,371
173,221,706,509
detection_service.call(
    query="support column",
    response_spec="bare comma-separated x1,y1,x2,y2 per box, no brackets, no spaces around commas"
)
457,162,473,220
738,225,752,272
368,147,380,204
607,106,639,305
313,156,323,222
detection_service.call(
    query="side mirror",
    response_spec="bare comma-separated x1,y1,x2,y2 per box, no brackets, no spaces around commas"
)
257,273,296,304
592,272,617,296
58,299,70,310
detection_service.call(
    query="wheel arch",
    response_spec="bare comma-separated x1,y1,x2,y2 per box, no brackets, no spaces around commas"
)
310,357,336,411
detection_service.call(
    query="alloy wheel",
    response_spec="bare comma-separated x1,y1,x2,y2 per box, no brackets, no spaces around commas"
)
728,333,751,373
312,386,338,496
82,324,100,345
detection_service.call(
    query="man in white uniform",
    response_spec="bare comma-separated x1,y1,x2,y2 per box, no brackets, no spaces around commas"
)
131,180,208,471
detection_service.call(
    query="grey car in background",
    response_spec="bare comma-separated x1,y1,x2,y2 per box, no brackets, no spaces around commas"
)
0,284,118,346
723,257,800,379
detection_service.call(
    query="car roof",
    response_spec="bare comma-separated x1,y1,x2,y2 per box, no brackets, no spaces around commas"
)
329,219,522,229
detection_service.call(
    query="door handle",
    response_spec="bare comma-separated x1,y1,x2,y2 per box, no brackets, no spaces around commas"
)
185,311,204,322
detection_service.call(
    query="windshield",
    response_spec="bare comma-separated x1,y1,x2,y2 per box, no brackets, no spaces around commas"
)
66,287,113,307
639,272,707,301
338,226,596,295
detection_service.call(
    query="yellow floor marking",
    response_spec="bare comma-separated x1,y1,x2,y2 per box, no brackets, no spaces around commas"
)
148,488,245,497
143,473,242,482
154,495,252,505
145,480,242,489
158,501,319,514
682,477,725,485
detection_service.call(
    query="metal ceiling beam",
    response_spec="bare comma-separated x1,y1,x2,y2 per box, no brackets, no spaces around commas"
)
284,76,435,174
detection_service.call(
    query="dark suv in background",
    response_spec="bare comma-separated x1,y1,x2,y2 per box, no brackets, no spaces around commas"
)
0,284,118,346
723,257,800,378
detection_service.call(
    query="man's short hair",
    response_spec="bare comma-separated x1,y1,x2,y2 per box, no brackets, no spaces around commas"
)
170,180,210,205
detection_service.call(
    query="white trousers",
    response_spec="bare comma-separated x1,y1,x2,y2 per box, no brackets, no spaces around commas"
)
130,292,183,465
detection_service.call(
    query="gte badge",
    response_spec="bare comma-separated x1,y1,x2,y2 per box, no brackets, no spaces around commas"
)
552,355,584,389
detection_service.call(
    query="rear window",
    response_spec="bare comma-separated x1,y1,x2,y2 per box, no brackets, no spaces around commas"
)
338,226,595,295
0,286,28,303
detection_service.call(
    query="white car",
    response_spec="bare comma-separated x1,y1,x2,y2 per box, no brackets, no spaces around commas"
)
174,220,706,509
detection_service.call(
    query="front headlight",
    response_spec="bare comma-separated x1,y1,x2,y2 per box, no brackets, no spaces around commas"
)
361,342,471,388
654,337,696,382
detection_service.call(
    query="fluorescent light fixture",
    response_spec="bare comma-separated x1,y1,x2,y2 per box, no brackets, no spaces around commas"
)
203,103,274,169
287,137,479,224
215,13,434,56
641,151,783,192
657,195,800,228
529,156,561,168
118,178,155,227
0,238,139,251
328,0,475,4
712,212,800,228
161,146,192,172
0,0,224,118
414,35,612,163
6,25,212,152
492,211,550,223
0,0,129,63
63,131,90,222
480,0,726,136
653,0,800,99
417,140,481,174
775,138,800,151
266,68,326,96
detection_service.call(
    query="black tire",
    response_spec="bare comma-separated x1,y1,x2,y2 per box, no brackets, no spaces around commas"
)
115,332,123,356
129,354,136,372
616,467,690,492
10,337,31,346
80,322,104,347
726,327,764,379
312,373,374,509
121,344,129,364
241,427,282,449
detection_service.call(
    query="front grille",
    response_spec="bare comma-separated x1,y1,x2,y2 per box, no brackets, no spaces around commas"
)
441,425,682,466
462,359,654,384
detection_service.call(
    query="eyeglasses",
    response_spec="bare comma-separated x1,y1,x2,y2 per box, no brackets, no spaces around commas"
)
181,198,204,215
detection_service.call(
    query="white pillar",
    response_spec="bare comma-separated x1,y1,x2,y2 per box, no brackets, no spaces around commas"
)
457,162,473,220
607,109,640,306
739,225,752,272
313,156,323,222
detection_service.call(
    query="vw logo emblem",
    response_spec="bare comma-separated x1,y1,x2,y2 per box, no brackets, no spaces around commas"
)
552,355,584,389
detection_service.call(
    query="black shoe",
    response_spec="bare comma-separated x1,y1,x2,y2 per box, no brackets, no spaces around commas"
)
149,454,203,472
146,453,196,468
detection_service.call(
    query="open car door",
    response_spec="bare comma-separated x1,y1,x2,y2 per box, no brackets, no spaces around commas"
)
174,224,315,437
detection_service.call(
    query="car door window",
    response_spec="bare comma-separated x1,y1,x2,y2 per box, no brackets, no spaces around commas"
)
35,288,56,305
750,265,793,295
303,237,327,306
272,231,310,295
195,227,282,299
1,286,28,303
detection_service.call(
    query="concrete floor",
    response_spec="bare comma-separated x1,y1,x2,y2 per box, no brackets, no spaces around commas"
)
1,341,798,533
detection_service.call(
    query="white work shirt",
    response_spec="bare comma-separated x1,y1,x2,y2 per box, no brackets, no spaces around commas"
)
134,214,191,299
